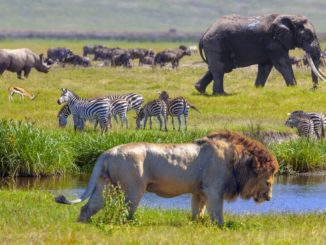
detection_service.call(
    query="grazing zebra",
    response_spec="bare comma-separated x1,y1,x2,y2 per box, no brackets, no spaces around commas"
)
57,93,143,129
136,99,167,131
106,93,144,114
57,104,70,127
57,88,112,133
287,110,325,139
285,114,317,139
158,91,199,131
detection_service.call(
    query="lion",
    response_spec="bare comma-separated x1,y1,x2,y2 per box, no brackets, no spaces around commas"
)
55,131,279,225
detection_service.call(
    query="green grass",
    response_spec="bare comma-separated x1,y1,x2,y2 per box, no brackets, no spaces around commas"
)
0,39,326,176
0,190,326,244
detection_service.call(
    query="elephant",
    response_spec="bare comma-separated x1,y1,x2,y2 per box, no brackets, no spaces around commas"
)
194,14,326,95
0,48,51,79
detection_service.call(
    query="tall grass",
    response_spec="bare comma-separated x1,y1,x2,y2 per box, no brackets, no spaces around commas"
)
270,139,326,173
0,119,208,176
1,119,326,176
0,120,76,177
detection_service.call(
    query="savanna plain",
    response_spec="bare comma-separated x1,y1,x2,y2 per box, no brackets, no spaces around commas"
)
1,39,326,244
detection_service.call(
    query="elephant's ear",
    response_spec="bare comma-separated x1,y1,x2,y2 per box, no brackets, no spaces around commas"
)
269,16,294,50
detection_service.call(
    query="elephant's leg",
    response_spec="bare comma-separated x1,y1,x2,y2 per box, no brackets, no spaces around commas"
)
194,71,213,94
255,63,273,87
78,181,105,223
206,51,226,95
270,53,296,86
191,193,206,220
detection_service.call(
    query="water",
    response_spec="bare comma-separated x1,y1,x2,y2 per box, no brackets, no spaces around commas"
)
1,174,326,214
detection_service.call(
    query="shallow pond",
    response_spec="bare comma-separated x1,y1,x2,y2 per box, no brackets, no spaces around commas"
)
1,174,326,214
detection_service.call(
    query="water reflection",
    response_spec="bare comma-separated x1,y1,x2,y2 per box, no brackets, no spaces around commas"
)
1,174,326,214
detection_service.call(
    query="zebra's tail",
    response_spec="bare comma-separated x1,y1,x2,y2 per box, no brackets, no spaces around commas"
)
188,102,200,113
55,153,107,205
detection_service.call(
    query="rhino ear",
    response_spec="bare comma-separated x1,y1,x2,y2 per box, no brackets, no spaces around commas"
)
39,53,44,60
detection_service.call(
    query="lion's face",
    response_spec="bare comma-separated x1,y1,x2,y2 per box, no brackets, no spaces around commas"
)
240,172,275,203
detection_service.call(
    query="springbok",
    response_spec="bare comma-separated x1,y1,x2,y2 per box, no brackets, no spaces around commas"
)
8,85,37,101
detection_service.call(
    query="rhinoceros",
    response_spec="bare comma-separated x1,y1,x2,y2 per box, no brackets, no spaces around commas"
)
0,48,51,79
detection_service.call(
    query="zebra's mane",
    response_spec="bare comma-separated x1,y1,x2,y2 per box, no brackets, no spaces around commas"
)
205,131,279,174
65,89,81,99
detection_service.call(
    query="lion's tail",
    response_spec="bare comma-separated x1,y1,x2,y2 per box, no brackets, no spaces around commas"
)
55,153,106,205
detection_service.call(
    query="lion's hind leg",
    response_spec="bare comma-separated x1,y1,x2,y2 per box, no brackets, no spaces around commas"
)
191,193,206,220
78,180,105,223
123,183,146,220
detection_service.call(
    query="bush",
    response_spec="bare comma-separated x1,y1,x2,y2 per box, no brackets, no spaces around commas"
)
91,184,130,228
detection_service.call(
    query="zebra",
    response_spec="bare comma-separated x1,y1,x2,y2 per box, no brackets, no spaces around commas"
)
106,93,144,114
57,88,112,133
57,93,143,129
287,110,325,139
158,91,199,131
285,114,317,139
136,99,167,131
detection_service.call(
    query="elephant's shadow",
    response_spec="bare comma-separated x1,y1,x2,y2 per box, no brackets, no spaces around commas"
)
192,92,239,97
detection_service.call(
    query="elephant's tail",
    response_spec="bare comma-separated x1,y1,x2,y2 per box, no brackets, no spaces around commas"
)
199,37,207,64
54,153,107,205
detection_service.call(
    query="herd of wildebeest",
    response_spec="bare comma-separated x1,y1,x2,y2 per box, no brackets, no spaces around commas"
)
46,44,196,68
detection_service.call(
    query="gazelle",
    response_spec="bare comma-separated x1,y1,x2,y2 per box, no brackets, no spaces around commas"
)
8,85,37,101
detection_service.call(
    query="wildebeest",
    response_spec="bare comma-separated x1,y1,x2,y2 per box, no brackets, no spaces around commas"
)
0,48,51,79
139,55,154,66
83,45,104,57
47,47,74,62
154,45,191,68
93,47,124,61
63,54,91,67
129,48,155,65
111,53,132,68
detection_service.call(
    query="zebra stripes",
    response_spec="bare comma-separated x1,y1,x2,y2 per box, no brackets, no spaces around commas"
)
58,92,143,129
57,88,111,133
110,93,144,114
136,99,167,131
286,110,325,139
158,91,199,131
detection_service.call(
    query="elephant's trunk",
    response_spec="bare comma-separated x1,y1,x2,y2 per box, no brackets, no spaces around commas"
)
302,40,326,86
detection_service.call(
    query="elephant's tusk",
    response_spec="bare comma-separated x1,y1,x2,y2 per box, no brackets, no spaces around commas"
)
306,54,326,81
318,67,326,78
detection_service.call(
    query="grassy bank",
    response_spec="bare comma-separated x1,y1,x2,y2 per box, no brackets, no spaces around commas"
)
1,119,326,176
0,190,325,244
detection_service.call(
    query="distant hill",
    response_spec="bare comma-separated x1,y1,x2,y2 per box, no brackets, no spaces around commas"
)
0,0,325,33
